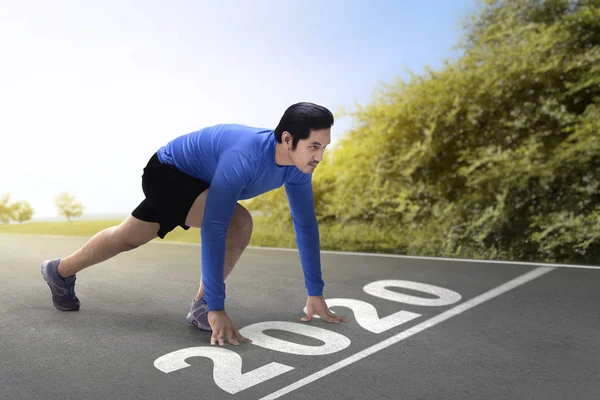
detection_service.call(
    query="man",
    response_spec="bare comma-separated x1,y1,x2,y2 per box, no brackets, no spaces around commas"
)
41,102,348,346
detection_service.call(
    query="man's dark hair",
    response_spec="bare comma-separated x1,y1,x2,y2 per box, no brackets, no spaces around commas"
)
274,102,334,151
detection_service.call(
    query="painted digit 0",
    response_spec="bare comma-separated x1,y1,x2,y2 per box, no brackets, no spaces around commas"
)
364,280,462,306
238,321,351,355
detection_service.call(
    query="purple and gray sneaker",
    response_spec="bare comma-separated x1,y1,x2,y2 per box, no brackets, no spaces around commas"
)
40,259,80,311
186,297,212,331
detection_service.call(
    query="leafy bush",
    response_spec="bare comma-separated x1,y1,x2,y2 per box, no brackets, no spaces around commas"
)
246,0,600,265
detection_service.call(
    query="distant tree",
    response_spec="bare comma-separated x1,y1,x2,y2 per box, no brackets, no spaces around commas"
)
53,192,85,222
0,194,16,224
12,201,34,223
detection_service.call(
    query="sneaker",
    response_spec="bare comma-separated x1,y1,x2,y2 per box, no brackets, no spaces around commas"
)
40,259,80,311
186,297,212,331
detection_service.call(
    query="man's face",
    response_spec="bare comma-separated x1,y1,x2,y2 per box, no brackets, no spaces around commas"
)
289,128,331,174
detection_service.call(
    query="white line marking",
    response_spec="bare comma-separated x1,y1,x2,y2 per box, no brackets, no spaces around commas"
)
258,267,554,400
147,238,599,270
115,240,600,270
2,232,599,270
242,246,599,270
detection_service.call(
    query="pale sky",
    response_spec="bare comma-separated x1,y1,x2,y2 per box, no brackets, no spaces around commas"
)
1,0,477,218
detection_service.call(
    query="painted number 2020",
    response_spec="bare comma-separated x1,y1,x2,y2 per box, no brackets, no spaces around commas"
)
153,279,461,394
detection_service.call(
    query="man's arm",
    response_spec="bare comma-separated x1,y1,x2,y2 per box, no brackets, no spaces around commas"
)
201,150,252,311
284,176,324,297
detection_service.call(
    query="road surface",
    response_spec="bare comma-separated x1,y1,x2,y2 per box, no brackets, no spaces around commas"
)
1,234,599,399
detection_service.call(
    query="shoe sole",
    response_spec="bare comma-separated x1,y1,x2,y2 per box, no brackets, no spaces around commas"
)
40,261,80,312
186,313,212,331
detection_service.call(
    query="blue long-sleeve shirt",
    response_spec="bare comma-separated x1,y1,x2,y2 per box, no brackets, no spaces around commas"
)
156,124,324,311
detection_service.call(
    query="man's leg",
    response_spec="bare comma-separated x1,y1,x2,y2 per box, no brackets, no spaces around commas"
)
183,190,254,302
41,215,159,311
57,216,160,277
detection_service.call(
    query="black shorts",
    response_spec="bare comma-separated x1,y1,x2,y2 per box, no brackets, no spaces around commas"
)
132,153,210,239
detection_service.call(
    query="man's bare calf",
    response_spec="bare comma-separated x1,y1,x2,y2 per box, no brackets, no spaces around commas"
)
57,216,159,277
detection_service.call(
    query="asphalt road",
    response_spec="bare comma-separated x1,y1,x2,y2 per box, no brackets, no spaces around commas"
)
1,234,599,399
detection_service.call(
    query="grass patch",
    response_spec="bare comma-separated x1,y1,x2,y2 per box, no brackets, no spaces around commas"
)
0,218,529,260
0,217,296,248
0,218,444,254
0,220,202,243
0,220,126,237
3,217,595,265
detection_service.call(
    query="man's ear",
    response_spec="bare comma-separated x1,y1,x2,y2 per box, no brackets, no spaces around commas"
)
283,131,292,148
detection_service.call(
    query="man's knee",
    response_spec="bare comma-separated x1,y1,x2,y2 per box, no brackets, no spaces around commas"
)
110,217,158,251
121,241,140,251
111,228,142,251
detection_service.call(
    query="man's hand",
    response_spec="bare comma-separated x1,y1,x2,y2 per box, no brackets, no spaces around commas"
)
301,295,348,324
208,310,252,346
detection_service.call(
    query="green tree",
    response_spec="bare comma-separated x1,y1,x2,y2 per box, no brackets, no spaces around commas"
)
0,194,15,224
12,201,34,223
247,0,600,264
54,192,85,222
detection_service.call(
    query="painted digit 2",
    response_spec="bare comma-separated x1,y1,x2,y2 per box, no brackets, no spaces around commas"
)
153,347,293,395
154,279,461,394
